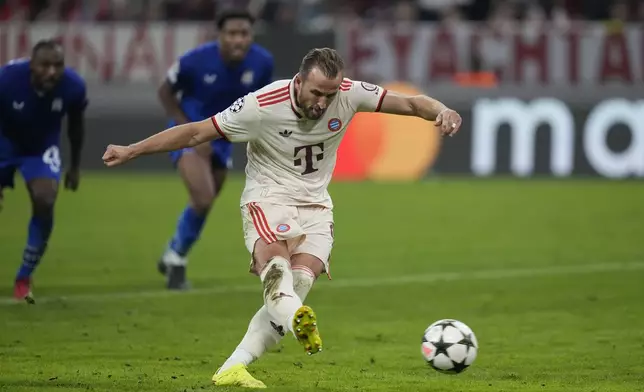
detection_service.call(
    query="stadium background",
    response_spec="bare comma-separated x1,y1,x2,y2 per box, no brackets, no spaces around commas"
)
2,0,642,179
1,1,643,391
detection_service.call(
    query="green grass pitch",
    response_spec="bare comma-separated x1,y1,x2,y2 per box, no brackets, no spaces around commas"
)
1,174,643,391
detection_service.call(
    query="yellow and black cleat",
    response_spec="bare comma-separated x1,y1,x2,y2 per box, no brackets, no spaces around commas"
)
292,305,323,355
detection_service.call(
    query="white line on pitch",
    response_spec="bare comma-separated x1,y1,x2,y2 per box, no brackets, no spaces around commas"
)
1,261,643,306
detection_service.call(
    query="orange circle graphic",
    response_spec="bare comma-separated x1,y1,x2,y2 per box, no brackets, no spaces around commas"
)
334,82,442,181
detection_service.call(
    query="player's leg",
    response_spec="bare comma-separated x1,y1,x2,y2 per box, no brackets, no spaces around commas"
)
14,153,61,303
0,161,17,217
209,138,231,196
254,238,318,346
0,169,6,212
286,208,335,354
212,204,322,387
212,238,296,389
245,203,332,354
217,256,319,374
159,143,216,289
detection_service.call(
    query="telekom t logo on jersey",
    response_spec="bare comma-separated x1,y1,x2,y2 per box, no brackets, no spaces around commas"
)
294,143,324,175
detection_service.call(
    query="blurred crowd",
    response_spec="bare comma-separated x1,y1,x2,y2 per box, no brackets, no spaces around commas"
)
1,0,641,31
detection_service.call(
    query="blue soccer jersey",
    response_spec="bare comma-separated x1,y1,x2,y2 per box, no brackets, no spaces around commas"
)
166,41,273,168
0,59,87,188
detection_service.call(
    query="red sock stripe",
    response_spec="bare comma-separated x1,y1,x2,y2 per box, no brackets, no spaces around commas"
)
249,203,277,243
292,265,316,279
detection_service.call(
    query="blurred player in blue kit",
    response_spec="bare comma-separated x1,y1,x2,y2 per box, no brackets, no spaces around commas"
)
156,9,274,290
0,40,87,303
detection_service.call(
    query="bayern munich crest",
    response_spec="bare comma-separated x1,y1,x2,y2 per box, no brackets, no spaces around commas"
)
276,224,291,233
328,118,342,132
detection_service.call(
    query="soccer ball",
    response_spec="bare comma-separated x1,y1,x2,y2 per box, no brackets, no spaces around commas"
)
421,319,478,374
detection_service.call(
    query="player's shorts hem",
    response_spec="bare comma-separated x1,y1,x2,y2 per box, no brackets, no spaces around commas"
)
1,154,61,185
21,170,61,183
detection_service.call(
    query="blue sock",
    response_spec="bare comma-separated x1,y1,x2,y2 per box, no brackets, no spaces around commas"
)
16,215,54,281
168,206,207,257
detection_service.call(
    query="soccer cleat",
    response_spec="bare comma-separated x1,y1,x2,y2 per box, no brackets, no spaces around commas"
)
157,250,190,290
156,258,168,275
14,278,35,304
292,305,322,355
212,364,266,388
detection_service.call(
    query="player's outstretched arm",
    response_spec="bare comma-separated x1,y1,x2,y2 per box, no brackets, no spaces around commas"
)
379,91,462,137
102,119,219,167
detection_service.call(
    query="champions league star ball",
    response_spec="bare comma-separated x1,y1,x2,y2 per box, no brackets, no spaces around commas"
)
421,319,478,374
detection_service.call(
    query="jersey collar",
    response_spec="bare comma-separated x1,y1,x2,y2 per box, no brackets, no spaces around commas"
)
288,76,304,119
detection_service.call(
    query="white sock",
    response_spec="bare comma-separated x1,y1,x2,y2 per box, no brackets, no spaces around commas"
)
292,265,316,300
260,256,302,335
217,305,280,373
162,248,187,266
217,264,316,373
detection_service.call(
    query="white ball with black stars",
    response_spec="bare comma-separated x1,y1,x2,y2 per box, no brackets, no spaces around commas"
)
421,319,478,374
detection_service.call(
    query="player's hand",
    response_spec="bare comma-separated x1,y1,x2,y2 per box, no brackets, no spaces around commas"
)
435,109,462,137
102,144,135,167
64,168,80,191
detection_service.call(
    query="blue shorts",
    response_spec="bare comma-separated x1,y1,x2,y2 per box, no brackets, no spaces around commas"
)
169,138,232,170
0,145,62,188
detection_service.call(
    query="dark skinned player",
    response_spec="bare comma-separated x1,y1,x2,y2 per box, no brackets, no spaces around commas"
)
157,9,273,290
0,39,87,303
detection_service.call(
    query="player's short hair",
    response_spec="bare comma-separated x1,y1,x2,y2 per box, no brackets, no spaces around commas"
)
299,48,345,80
216,9,255,30
32,39,62,57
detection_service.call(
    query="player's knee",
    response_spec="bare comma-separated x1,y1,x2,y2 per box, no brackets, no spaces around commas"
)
31,189,56,215
251,239,290,275
190,191,215,215
291,253,325,278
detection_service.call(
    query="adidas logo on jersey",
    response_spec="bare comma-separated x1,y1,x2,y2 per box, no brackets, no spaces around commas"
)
279,130,292,137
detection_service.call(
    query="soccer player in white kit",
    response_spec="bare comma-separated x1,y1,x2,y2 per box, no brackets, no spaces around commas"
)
103,48,462,388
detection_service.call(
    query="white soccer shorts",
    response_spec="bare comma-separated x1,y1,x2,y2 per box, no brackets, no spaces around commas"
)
241,202,334,277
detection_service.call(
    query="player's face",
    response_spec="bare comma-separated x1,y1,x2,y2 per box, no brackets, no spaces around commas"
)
30,47,65,91
296,68,343,120
219,18,253,62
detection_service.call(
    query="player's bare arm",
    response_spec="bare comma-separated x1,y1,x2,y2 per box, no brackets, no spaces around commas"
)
379,91,462,137
65,108,84,190
158,80,190,125
102,119,220,167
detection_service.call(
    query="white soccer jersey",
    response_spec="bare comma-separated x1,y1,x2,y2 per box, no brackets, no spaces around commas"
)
211,76,387,208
